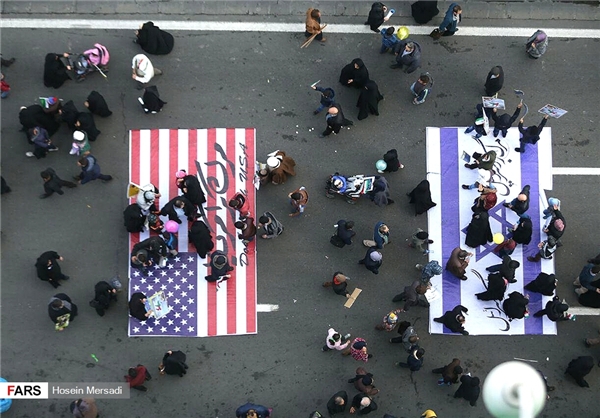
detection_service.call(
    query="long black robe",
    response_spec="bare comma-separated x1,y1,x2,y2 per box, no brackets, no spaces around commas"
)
189,221,214,258
383,149,401,172
129,292,149,321
465,212,493,248
435,305,468,334
476,273,506,301
502,291,528,320
162,351,188,376
76,112,101,142
86,91,112,117
484,66,504,97
160,196,195,223
19,105,60,137
411,1,439,24
48,293,78,323
566,356,594,387
407,180,437,215
141,85,167,113
339,58,370,89
179,175,206,207
205,250,234,282
136,22,175,55
43,53,71,88
524,272,556,296
365,2,386,32
92,281,117,316
356,80,384,120
60,100,80,132
512,216,533,245
324,103,353,135
35,251,65,285
123,204,147,233
578,278,600,308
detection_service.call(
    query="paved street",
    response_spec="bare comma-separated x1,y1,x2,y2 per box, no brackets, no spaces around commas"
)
1,14,600,418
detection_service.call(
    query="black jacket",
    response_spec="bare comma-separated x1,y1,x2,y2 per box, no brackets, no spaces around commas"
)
484,66,504,96
162,350,187,376
92,281,117,316
36,251,62,282
492,106,521,130
160,196,195,223
454,375,481,406
326,390,348,415
437,305,468,334
476,272,506,301
48,293,78,323
524,272,556,296
339,59,370,89
518,117,547,144
136,21,175,55
360,248,382,275
129,292,149,321
86,91,112,117
336,220,356,246
502,292,529,320
123,204,146,233
179,175,206,206
566,356,594,387
189,221,214,258
351,393,378,415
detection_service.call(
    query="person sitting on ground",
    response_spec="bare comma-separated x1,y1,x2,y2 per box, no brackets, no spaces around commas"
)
446,247,473,281
125,364,152,392
434,305,469,335
432,358,463,386
159,350,188,377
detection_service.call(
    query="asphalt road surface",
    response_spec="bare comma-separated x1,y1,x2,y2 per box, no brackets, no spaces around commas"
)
1,19,600,418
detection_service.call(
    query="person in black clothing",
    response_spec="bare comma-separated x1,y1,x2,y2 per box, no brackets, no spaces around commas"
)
123,203,147,233
129,292,152,321
135,21,175,55
59,100,80,131
43,52,71,88
175,169,207,208
40,168,77,199
205,251,234,283
380,148,404,173
397,347,425,371
48,293,78,324
432,358,463,385
492,103,522,138
515,115,548,153
160,196,196,224
130,236,168,275
84,90,112,117
475,272,507,301
503,185,530,215
365,2,389,32
484,66,504,97
533,296,573,322
36,251,69,288
454,374,481,406
335,220,356,246
407,180,437,216
320,104,353,137
524,272,557,296
74,112,101,142
465,211,493,248
326,390,348,416
189,220,214,258
1,176,10,194
356,80,384,120
511,214,533,245
411,1,439,24
486,255,520,283
565,356,594,387
358,248,382,275
90,281,117,317
339,58,370,89
323,271,351,297
349,393,378,415
139,85,167,114
160,350,188,377
502,291,529,321
434,305,469,335
544,209,566,241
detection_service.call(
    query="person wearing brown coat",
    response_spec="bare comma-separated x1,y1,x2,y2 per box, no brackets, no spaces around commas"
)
446,247,473,280
432,358,463,385
234,217,257,245
266,150,296,185
70,398,99,418
305,8,326,42
348,367,380,396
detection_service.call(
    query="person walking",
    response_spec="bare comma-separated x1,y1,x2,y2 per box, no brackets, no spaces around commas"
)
75,155,112,184
125,364,152,391
348,367,380,396
432,358,463,385
491,103,522,138
159,350,188,377
358,248,383,275
333,219,356,247
437,3,462,36
391,40,422,73
305,8,326,43
322,271,351,297
348,338,373,362
484,66,504,97
392,280,430,311
379,26,399,53
526,30,548,59
69,398,99,418
36,251,70,288
365,2,390,32
408,228,434,254
573,264,600,296
132,54,162,89
322,328,351,352
454,374,481,406
411,72,433,105
349,393,378,415
89,281,117,317
319,104,354,137
326,391,348,416
486,255,520,284
527,236,558,262
502,291,530,321
389,321,419,351
40,168,77,199
26,126,58,159
515,115,549,153
289,186,309,217
363,221,389,249
48,293,78,329
235,216,257,245
415,260,443,286
503,185,530,215
397,347,426,371
228,192,251,219
533,296,575,321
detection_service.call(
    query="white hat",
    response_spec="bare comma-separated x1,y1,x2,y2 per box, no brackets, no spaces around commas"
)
370,251,382,262
73,131,86,142
266,156,281,169
360,397,371,407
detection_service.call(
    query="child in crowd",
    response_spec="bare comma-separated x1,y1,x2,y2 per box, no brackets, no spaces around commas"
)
379,27,399,53
411,72,433,105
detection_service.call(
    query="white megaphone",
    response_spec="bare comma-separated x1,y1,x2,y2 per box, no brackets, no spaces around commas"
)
385,8,395,20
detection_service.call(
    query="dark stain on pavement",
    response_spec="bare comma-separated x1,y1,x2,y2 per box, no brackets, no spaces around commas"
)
282,134,295,141
276,111,297,117
252,371,266,380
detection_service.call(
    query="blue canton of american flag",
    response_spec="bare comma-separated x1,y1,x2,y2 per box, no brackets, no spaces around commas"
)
129,252,199,337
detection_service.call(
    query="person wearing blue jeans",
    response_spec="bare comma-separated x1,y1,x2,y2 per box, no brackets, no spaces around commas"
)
311,85,335,114
411,72,433,105
438,3,462,36
380,26,399,53
491,103,522,138
462,169,495,190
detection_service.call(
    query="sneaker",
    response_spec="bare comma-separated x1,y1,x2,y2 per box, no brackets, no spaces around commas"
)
344,333,351,340
48,147,59,152
415,264,423,270
437,379,445,386
25,152,34,157
377,169,384,174
399,164,405,169
461,184,470,190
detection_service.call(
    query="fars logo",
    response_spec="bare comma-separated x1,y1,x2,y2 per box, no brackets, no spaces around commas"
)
0,382,48,399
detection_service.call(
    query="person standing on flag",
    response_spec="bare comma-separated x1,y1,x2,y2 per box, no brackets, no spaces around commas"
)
160,196,196,224
235,216,257,245
174,169,206,208
229,192,251,218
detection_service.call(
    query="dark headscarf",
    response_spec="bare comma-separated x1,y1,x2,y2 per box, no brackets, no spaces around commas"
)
141,85,167,113
86,91,112,117
339,59,370,89
465,211,493,248
136,21,175,55
356,80,384,120
407,180,437,215
43,53,71,89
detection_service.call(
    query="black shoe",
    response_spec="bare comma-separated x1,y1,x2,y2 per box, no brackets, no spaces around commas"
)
515,148,521,152
39,194,49,199
390,64,402,69
427,239,434,244
461,185,470,190
509,279,517,283
101,176,113,183
313,110,319,115
503,203,510,207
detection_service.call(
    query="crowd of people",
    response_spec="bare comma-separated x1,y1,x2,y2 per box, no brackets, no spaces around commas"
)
0,2,596,417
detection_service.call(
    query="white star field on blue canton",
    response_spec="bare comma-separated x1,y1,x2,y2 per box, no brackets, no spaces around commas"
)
129,252,198,337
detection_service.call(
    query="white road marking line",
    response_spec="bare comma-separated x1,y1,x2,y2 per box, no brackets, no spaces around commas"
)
552,167,600,175
567,307,600,316
257,304,279,312
1,19,600,38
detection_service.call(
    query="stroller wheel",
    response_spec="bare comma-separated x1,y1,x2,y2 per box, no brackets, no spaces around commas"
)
325,193,335,199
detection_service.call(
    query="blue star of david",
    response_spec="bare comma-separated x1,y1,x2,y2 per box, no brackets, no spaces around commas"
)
461,204,514,262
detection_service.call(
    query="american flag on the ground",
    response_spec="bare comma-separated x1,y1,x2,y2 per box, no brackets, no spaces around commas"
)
128,128,257,337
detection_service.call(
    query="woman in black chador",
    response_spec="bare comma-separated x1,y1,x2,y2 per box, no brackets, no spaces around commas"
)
356,80,384,120
407,180,437,216
465,211,493,248
43,53,71,88
339,58,370,89
135,22,175,55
